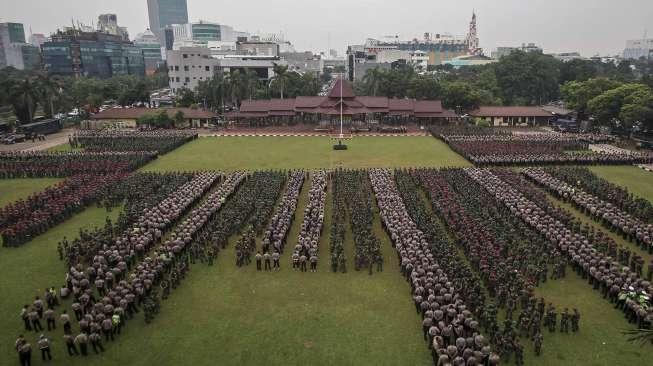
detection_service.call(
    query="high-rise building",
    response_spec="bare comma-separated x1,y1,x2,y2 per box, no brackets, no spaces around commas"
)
135,29,164,74
0,22,41,70
42,29,145,78
623,38,653,60
147,0,189,42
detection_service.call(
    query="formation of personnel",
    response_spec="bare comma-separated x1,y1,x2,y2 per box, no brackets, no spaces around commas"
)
543,166,653,223
14,172,231,358
430,126,652,166
72,130,197,154
293,170,327,272
340,169,383,274
1,172,128,247
370,169,500,365
262,171,305,255
330,170,348,273
524,168,653,254
468,168,653,333
414,168,584,358
0,151,157,178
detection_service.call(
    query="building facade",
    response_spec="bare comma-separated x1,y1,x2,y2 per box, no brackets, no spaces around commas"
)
135,29,164,74
623,38,653,60
43,30,145,78
491,43,543,59
0,22,41,70
166,47,285,92
97,14,130,41
147,0,189,42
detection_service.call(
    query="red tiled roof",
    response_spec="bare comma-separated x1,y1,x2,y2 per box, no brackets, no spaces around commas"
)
327,78,355,98
295,96,327,109
91,107,216,120
470,106,552,117
356,96,389,109
414,100,443,113
388,98,414,111
240,100,272,113
268,98,296,111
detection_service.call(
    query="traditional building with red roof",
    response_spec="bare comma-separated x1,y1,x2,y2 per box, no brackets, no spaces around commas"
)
226,78,457,126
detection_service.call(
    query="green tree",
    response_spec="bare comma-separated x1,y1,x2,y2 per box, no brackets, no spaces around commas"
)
7,74,40,123
173,110,185,127
176,88,197,108
441,81,482,112
587,83,652,128
271,64,289,99
561,78,622,120
494,50,561,105
362,68,384,96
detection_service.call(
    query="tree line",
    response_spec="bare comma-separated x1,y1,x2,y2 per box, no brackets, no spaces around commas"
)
0,66,169,126
188,64,321,111
355,51,653,125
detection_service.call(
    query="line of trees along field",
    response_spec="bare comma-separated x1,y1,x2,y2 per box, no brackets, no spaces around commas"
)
1,51,652,130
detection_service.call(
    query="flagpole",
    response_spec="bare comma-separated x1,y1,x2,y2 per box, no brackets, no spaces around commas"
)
339,75,343,138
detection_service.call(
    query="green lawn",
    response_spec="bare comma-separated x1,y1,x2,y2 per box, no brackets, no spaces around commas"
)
0,174,431,366
0,178,63,208
142,136,471,172
589,166,653,203
2,138,652,366
0,206,120,363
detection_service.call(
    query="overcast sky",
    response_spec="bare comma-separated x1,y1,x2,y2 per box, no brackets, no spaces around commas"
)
1,0,651,56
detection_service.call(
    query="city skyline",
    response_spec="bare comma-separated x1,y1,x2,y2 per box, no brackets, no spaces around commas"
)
0,0,651,56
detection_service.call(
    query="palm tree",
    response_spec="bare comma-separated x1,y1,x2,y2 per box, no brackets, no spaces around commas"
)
228,70,244,107
271,64,289,99
243,69,259,101
362,67,383,96
37,72,63,117
9,74,40,123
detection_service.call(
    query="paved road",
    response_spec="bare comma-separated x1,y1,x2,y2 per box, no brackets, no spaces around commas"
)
0,129,73,152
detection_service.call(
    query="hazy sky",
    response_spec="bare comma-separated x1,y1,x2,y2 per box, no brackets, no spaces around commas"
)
1,0,651,56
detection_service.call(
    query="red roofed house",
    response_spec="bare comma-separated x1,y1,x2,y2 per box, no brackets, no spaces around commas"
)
469,106,553,127
226,78,456,127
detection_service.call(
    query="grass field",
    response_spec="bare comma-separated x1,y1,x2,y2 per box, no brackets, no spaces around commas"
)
143,136,471,172
589,166,653,203
0,206,120,363
0,178,62,208
1,137,651,366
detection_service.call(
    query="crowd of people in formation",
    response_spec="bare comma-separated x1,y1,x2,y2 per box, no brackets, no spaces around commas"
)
524,168,653,254
340,170,383,274
542,166,653,223
292,170,326,272
412,168,582,361
429,126,653,166
231,171,285,267
1,172,128,247
56,173,194,268
0,151,157,178
329,170,348,273
467,168,652,332
14,172,227,363
369,169,500,366
262,171,305,255
70,130,197,154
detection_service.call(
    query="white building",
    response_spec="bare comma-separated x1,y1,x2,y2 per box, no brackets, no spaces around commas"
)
623,38,653,60
166,46,285,92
